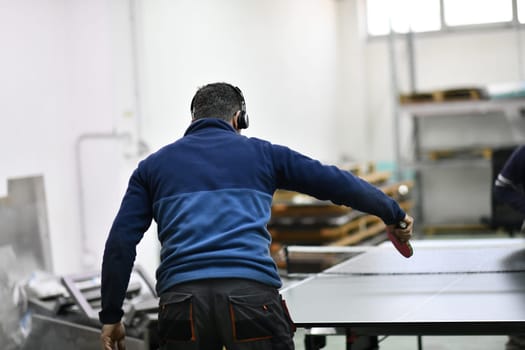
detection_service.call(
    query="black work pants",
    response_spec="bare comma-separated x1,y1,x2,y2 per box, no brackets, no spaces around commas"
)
157,278,296,350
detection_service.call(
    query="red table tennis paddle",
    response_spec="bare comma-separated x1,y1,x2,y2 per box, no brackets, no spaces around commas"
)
386,222,413,258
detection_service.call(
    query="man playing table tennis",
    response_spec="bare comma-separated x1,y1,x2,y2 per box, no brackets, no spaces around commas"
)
98,82,414,350
494,145,525,350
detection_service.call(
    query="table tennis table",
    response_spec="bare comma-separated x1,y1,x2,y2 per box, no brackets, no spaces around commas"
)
280,238,525,350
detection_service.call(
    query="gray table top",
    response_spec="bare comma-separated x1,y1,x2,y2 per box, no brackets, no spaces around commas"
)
281,238,525,335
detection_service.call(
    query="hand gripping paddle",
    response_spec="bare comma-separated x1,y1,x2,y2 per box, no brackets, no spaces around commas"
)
386,221,413,258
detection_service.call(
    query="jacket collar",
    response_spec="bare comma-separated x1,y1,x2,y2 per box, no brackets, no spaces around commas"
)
184,118,237,136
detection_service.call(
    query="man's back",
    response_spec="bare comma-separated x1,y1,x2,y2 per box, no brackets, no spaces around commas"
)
143,118,281,294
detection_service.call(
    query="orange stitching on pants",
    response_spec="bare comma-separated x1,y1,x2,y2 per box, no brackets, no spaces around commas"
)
190,301,196,341
229,303,273,343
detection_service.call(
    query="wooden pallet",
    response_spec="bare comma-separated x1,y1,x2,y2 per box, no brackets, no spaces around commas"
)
400,87,487,104
270,200,414,270
270,180,413,221
326,216,385,246
425,147,492,161
328,200,413,246
269,161,414,258
270,200,413,245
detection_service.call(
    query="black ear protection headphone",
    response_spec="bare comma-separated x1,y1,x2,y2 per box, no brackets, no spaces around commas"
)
190,84,249,129
232,86,249,129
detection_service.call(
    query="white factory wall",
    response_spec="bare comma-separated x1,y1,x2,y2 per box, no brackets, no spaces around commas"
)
2,0,525,276
118,0,343,278
0,0,156,276
0,0,343,278
137,0,341,161
1,0,120,275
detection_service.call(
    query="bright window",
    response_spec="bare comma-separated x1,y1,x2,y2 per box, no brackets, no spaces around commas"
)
367,0,518,36
444,0,512,26
367,0,441,36
518,0,525,23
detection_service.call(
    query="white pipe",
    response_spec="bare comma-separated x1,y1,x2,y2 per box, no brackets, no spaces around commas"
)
74,0,150,270
129,0,144,144
75,132,131,269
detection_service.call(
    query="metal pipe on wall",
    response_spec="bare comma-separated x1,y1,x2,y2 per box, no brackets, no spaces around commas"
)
75,132,131,269
75,0,149,270
513,0,524,80
388,25,403,182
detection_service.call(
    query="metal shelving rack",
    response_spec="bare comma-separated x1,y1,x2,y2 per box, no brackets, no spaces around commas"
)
397,98,525,231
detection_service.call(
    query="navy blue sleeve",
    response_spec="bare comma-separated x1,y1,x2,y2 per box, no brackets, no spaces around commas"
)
271,144,405,225
99,163,153,324
494,146,525,215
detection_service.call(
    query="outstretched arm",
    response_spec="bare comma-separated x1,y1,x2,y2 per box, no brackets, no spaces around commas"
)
272,145,407,225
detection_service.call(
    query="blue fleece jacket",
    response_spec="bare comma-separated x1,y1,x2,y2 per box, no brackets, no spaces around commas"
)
99,118,406,324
